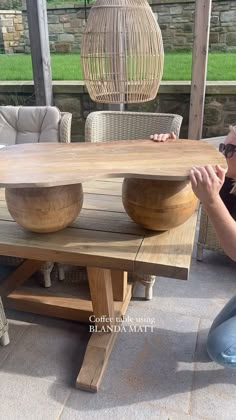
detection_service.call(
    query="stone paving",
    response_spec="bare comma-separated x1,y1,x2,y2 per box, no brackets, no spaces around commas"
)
0,241,236,420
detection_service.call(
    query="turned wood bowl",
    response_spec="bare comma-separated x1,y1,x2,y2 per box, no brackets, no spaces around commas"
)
5,184,83,233
122,178,198,230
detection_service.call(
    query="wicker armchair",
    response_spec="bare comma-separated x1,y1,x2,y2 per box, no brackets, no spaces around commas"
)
0,106,72,287
0,297,9,346
85,111,183,299
85,111,182,144
197,206,226,260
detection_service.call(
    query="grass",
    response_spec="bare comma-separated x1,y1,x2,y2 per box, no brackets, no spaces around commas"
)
164,52,236,80
0,52,235,81
47,0,90,4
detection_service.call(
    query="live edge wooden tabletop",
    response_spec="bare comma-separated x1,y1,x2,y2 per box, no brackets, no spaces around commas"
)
0,139,226,187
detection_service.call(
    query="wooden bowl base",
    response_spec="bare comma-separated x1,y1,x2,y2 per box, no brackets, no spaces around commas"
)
5,184,83,233
122,178,198,231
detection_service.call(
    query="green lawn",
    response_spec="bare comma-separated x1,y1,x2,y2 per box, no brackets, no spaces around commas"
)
47,0,93,4
0,52,235,81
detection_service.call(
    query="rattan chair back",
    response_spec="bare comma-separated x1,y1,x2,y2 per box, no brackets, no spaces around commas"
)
85,111,183,143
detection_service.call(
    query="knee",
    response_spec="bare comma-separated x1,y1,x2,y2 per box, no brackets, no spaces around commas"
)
207,326,236,367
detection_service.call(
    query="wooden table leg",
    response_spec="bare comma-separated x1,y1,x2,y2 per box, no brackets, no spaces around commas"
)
0,259,45,298
111,270,128,301
76,267,122,392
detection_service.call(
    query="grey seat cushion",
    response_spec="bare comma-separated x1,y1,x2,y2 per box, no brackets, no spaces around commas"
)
0,106,61,145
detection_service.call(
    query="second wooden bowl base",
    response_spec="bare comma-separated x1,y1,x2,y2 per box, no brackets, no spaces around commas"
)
122,178,198,231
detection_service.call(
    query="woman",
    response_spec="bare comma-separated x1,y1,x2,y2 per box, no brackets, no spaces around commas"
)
151,126,236,219
190,164,236,367
151,130,236,367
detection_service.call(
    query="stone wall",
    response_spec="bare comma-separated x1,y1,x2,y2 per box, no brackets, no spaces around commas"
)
0,10,24,53
0,0,236,53
151,0,236,51
0,82,235,141
22,5,86,53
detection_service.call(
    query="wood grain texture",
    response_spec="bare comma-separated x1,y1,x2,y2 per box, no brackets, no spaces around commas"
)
122,178,198,230
26,0,53,105
0,140,226,188
0,220,142,272
5,284,132,323
0,179,197,278
188,0,212,139
0,259,44,297
111,270,128,301
76,329,119,392
87,267,115,329
135,212,198,279
0,176,198,394
5,184,83,233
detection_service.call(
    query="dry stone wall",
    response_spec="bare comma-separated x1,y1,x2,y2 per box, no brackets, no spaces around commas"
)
0,1,236,53
151,0,236,52
0,82,234,142
0,10,24,53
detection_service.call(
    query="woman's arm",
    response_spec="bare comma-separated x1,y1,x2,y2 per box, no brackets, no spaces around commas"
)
190,165,236,262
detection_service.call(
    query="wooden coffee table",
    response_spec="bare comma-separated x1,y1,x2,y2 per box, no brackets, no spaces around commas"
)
0,140,225,233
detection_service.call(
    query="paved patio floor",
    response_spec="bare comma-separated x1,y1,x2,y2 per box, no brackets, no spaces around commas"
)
0,233,236,420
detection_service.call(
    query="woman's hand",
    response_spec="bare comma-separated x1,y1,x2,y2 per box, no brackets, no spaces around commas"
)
189,164,227,205
150,131,177,142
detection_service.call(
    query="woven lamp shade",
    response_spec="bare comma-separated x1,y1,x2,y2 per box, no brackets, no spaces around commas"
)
81,0,164,104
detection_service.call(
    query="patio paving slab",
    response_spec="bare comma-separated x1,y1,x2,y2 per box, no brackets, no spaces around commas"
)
0,313,90,386
0,248,235,419
0,373,70,420
132,253,236,321
0,268,36,365
60,309,199,417
60,398,204,420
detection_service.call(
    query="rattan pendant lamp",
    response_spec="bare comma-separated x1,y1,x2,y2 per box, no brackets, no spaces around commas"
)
81,0,164,104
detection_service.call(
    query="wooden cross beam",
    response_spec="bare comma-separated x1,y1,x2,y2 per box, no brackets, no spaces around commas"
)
26,0,53,106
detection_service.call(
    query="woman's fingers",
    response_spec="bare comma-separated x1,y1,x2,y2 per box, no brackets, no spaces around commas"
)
191,166,203,183
149,132,177,142
189,169,198,188
170,132,177,140
190,165,224,192
215,164,227,183
200,165,216,183
150,133,172,142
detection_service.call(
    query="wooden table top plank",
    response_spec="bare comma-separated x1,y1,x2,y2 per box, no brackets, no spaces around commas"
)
134,212,198,279
83,193,125,213
0,220,142,271
71,209,146,235
83,180,123,196
0,140,226,187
